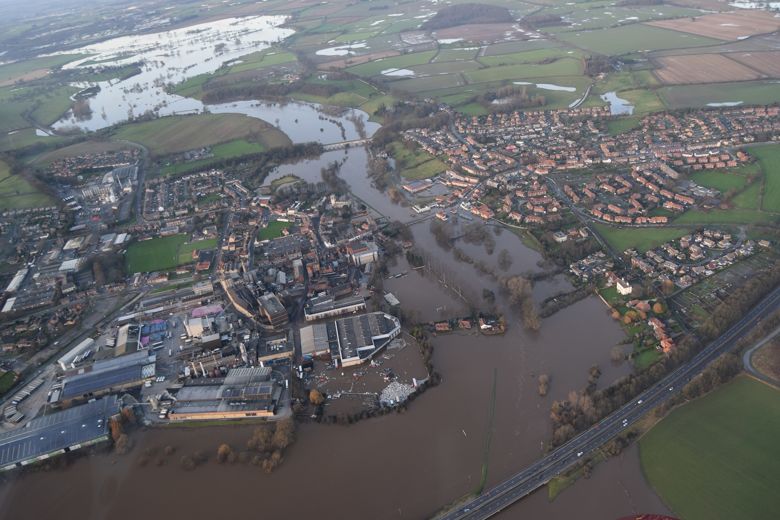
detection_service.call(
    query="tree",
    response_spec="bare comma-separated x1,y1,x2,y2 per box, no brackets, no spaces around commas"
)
115,434,132,455
652,302,665,314
272,418,295,451
247,426,273,452
309,389,325,405
217,443,233,463
610,345,624,363
538,374,550,396
497,249,512,271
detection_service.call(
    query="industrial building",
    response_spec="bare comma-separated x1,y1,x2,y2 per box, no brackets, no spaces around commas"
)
346,241,379,266
257,335,295,365
304,294,366,322
57,337,96,371
4,268,28,293
115,323,141,356
168,367,282,422
258,293,288,329
0,396,119,472
58,351,156,402
299,312,401,367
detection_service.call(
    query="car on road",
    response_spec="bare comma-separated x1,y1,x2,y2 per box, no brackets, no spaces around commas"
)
668,386,674,391
636,399,643,405
577,451,583,457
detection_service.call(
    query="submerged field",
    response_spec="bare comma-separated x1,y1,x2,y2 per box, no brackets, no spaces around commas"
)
640,376,780,520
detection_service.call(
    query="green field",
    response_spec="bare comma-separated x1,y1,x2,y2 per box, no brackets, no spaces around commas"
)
390,141,447,180
691,171,750,193
177,238,217,265
464,58,582,84
641,376,780,520
347,51,437,77
159,139,268,177
126,234,216,273
258,220,292,240
558,24,719,56
113,114,291,156
674,208,776,225
606,116,642,136
0,84,79,133
0,128,69,153
434,48,480,62
0,54,86,84
594,223,691,253
748,145,780,212
0,160,54,209
477,48,583,67
659,81,780,110
172,48,298,98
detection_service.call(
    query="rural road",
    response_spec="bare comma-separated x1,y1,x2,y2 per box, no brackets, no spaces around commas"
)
742,325,780,387
436,284,780,520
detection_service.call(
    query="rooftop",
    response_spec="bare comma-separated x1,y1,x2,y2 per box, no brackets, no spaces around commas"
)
0,396,118,470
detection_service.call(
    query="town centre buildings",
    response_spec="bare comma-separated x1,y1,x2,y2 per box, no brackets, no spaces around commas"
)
299,312,401,367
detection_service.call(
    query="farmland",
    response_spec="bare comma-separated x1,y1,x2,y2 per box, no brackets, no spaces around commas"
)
729,51,780,77
112,114,291,156
653,54,761,85
0,160,53,209
647,10,780,41
126,234,216,273
557,24,719,56
641,376,780,520
659,80,780,109
0,54,85,86
0,83,79,133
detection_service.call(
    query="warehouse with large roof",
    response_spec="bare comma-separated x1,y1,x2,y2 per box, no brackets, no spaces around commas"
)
0,396,119,472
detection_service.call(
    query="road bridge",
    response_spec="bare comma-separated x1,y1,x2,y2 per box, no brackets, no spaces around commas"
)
322,138,370,151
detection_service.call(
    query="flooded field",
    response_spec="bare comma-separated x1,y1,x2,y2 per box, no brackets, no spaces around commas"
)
53,16,294,131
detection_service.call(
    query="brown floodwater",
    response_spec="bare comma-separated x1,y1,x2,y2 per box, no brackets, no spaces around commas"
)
0,149,667,520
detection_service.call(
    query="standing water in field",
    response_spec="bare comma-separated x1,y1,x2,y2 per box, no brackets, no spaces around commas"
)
52,16,294,131
601,91,635,115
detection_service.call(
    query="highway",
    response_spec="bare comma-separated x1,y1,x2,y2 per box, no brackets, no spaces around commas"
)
438,284,780,520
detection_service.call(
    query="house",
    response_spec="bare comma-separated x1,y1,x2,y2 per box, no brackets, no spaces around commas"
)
616,278,633,296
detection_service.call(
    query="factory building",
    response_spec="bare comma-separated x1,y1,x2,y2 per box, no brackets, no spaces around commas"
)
168,367,282,422
0,396,119,472
58,351,156,402
299,312,401,367
303,294,366,322
57,338,96,371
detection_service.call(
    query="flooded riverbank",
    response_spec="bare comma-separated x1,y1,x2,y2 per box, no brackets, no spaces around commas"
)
0,230,638,520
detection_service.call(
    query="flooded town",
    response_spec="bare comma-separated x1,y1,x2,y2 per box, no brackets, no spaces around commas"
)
0,1,779,519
